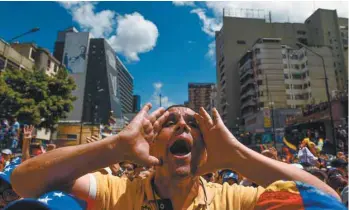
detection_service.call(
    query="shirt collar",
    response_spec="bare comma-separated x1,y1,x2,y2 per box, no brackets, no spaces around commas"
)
143,174,216,206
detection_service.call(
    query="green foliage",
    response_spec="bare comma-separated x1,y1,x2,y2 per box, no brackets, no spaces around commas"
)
0,68,76,130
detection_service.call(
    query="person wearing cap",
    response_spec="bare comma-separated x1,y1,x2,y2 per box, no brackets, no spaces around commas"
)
222,171,239,186
11,104,339,209
0,149,12,171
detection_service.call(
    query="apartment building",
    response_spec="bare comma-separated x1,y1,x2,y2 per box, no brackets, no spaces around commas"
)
188,83,215,113
0,38,34,71
239,38,337,132
216,8,348,132
11,43,62,76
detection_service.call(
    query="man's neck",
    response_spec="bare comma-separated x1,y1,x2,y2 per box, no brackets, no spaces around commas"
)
153,171,200,209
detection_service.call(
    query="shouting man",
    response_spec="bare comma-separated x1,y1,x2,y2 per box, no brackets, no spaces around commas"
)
11,104,338,209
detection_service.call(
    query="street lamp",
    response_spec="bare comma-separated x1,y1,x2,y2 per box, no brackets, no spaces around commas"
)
296,42,337,154
8,27,40,43
2,27,40,72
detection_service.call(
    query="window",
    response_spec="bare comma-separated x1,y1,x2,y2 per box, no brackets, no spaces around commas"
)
308,82,311,87
256,59,261,65
259,91,264,96
334,62,336,67
293,64,300,69
92,45,96,48
257,69,262,75
292,74,302,79
257,80,263,85
328,31,331,35
283,64,288,68
301,64,305,69
47,60,51,68
282,54,286,59
304,83,308,89
67,134,77,140
286,95,291,100
329,39,333,44
294,85,303,89
259,102,264,108
237,40,246,44
306,71,309,76
255,48,261,54
297,30,306,35
291,54,298,60
54,66,58,73
284,74,289,79
285,84,290,89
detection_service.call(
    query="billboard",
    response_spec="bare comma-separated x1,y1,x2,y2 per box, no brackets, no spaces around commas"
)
62,32,90,121
263,107,271,128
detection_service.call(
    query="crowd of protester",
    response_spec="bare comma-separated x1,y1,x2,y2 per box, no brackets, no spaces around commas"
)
0,105,347,209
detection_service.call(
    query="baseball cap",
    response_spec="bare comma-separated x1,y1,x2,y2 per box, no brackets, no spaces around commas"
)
4,191,87,210
222,171,238,183
1,150,12,156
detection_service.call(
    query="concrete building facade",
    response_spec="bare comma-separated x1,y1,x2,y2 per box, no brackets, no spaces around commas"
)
239,38,337,133
11,43,62,76
216,8,348,132
188,83,215,113
0,38,34,71
116,57,134,114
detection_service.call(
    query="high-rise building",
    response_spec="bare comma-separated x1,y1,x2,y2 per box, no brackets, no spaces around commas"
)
239,38,336,132
133,95,141,112
188,83,215,113
51,27,135,144
117,57,134,114
216,8,348,132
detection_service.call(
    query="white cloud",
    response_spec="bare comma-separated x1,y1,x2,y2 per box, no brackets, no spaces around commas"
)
150,82,174,108
108,12,159,62
190,8,222,37
206,41,216,62
59,2,116,38
172,1,195,7
60,2,159,62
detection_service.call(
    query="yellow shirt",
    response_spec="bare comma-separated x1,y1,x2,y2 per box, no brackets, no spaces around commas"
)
91,172,265,210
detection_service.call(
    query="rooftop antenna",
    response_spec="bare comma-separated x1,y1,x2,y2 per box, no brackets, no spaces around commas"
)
269,11,272,23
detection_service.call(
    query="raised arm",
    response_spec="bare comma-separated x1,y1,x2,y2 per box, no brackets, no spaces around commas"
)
11,104,165,198
194,107,339,200
21,125,34,162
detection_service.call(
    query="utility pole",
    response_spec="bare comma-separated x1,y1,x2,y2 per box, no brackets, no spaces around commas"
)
265,74,276,148
296,42,337,154
159,94,162,107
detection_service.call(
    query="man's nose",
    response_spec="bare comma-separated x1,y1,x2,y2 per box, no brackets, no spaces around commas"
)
175,120,190,134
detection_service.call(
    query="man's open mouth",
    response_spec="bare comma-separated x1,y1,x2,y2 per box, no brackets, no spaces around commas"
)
169,139,192,156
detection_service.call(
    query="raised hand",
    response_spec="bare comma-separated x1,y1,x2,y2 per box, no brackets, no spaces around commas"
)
116,103,166,167
23,125,35,140
194,107,239,175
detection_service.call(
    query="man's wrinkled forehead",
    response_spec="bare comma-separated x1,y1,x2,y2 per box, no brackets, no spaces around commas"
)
167,107,196,116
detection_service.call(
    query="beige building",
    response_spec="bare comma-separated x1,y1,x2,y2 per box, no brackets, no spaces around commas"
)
0,38,34,71
216,8,348,132
239,38,337,132
188,83,215,113
11,43,62,76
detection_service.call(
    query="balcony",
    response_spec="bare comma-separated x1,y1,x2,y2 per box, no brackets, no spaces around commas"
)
0,39,34,70
240,99,257,110
240,88,256,100
240,68,253,81
240,78,255,91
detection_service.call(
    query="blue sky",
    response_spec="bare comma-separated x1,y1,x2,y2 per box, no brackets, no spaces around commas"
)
0,1,348,110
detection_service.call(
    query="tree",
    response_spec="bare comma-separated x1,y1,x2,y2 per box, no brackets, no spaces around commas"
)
0,68,76,131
